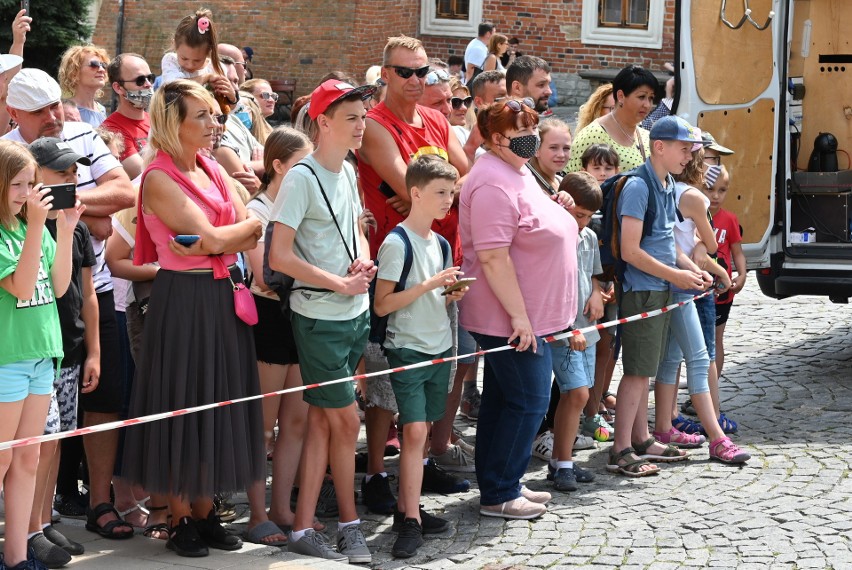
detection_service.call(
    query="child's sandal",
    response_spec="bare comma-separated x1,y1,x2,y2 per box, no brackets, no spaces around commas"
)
606,447,659,477
633,437,688,462
709,437,750,464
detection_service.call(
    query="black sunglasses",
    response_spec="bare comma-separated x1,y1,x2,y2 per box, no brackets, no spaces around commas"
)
451,96,472,110
119,74,156,87
213,113,227,125
88,60,108,70
385,65,430,79
504,97,535,112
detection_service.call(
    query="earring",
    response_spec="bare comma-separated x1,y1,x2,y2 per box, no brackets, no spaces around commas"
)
619,102,624,107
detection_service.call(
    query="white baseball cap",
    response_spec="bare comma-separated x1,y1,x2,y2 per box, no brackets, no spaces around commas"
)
7,68,62,112
0,54,22,74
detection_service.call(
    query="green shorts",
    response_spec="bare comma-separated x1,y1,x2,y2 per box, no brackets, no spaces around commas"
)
385,347,452,425
290,311,370,408
618,288,673,378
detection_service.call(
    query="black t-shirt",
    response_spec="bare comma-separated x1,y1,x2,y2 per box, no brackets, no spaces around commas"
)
46,220,97,367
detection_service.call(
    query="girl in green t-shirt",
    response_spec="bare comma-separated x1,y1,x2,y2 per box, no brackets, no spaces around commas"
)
0,140,82,570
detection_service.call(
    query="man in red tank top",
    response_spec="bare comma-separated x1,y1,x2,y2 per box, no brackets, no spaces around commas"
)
358,35,470,263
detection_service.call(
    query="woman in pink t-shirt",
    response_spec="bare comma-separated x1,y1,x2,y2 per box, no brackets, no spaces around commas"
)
459,99,578,521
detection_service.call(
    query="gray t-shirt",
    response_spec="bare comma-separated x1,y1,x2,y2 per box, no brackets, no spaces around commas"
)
270,155,367,320
377,224,452,354
616,161,677,292
574,226,603,345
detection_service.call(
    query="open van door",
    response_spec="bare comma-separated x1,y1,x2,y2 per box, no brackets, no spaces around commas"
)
675,0,781,269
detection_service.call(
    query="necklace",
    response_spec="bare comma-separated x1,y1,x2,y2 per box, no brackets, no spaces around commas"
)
610,112,637,146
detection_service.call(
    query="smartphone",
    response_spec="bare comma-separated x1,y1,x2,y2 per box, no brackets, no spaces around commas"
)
441,277,476,295
174,234,201,246
20,0,28,15
44,183,76,211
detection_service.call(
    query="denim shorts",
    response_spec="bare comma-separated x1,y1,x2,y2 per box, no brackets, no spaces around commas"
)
457,323,477,365
694,295,716,360
551,343,597,393
0,358,55,403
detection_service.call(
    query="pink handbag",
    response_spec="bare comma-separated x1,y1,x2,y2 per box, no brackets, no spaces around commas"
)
213,255,258,326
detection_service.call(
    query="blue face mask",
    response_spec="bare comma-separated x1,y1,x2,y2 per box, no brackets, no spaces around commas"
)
234,110,252,130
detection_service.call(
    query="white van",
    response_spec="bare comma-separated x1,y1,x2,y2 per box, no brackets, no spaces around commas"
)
676,0,852,302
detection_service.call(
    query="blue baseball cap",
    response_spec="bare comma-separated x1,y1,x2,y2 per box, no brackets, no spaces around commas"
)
649,116,704,149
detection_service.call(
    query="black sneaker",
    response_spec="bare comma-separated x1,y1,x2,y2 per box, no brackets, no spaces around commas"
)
422,459,470,494
167,517,209,558
52,492,87,518
195,510,242,551
27,533,71,569
392,505,449,534
391,518,424,559
42,525,84,556
5,549,49,570
361,473,396,514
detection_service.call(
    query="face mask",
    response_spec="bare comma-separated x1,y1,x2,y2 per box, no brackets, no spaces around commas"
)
507,134,540,159
234,110,252,130
125,88,153,110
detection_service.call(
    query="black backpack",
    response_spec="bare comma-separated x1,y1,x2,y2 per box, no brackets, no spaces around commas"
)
597,166,659,282
369,226,451,346
261,221,328,314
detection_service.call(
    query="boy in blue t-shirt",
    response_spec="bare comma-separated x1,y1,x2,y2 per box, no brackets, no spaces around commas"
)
373,155,468,559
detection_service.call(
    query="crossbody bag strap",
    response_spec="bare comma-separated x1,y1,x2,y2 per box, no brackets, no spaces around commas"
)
295,162,357,263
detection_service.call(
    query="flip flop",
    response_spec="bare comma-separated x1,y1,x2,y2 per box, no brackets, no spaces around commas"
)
245,520,288,547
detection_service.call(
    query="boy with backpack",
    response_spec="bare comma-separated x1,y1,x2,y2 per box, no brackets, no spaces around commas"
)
267,79,377,563
603,115,711,477
373,155,468,558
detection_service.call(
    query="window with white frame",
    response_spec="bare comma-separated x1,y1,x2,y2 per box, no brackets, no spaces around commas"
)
581,0,664,49
421,0,483,38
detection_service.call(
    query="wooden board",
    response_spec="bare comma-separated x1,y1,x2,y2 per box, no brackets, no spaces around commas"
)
691,0,775,105
798,0,852,169
697,99,775,244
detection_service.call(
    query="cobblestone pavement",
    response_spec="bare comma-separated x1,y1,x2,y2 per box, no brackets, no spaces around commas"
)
28,278,852,568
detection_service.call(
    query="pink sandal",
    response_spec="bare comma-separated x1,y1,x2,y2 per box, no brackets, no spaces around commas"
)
653,427,705,449
709,437,751,464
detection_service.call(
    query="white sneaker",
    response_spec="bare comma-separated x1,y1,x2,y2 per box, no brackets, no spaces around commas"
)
520,485,551,504
573,434,595,451
531,430,554,460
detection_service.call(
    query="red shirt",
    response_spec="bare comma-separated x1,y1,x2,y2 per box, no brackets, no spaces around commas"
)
712,208,742,304
102,111,150,162
357,102,461,264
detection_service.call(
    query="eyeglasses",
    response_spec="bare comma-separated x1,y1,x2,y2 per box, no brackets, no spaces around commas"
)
601,105,615,113
119,74,156,87
703,155,721,166
425,69,451,86
233,61,247,67
504,97,535,112
213,114,227,125
88,60,108,70
451,96,472,110
384,65,430,80
259,91,279,102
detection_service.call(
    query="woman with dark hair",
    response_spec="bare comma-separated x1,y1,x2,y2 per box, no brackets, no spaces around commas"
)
459,99,578,520
121,79,265,557
568,65,660,172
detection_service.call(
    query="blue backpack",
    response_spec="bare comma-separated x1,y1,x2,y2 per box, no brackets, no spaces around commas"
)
369,226,451,346
597,166,659,282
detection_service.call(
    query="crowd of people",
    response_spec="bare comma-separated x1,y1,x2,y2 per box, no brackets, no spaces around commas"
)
0,9,752,569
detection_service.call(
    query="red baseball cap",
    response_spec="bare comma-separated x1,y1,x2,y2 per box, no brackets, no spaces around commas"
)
308,79,377,120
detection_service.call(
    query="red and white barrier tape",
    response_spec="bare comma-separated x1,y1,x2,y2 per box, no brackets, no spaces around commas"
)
0,291,711,451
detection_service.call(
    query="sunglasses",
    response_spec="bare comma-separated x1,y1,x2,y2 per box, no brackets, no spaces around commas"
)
451,96,472,110
119,74,156,87
213,113,227,125
425,69,451,86
385,65,430,79
259,91,279,102
504,97,535,112
88,60,108,70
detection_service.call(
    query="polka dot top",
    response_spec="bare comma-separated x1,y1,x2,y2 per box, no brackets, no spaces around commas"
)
567,120,651,173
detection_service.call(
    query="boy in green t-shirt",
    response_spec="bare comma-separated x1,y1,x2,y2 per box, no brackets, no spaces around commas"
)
374,155,469,558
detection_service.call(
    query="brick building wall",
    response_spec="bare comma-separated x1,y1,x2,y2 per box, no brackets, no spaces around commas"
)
92,1,674,105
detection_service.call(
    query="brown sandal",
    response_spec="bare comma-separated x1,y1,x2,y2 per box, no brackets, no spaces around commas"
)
633,437,688,462
606,447,660,477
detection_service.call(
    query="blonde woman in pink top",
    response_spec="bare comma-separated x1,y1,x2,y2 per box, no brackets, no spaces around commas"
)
121,80,265,558
459,99,578,521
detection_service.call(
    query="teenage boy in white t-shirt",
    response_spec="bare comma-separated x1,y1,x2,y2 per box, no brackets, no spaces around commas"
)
374,155,469,558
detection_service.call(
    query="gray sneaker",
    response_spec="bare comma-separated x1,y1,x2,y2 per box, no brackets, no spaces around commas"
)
337,524,372,564
430,443,476,472
288,529,347,562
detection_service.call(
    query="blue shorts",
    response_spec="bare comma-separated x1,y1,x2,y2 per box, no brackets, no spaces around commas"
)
0,358,56,403
551,343,597,393
457,323,477,365
694,295,716,360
